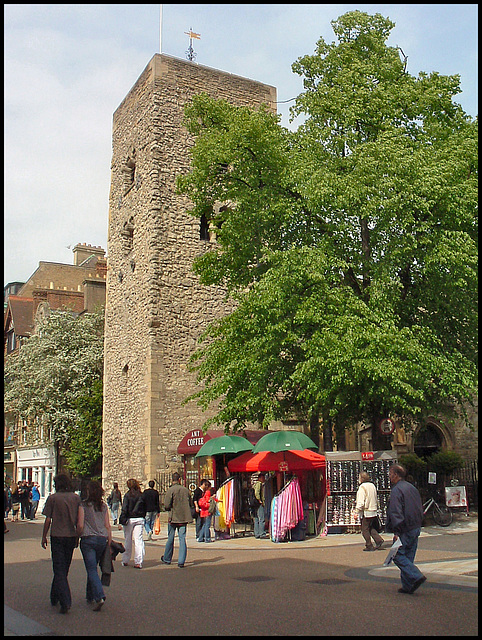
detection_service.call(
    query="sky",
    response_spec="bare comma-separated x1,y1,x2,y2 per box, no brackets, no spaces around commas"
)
4,4,478,286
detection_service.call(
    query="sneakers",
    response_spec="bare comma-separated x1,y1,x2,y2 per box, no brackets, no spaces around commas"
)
375,540,385,550
134,564,142,569
92,598,105,611
160,555,171,565
363,546,375,551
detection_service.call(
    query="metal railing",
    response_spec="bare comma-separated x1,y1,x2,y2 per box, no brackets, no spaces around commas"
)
409,460,478,509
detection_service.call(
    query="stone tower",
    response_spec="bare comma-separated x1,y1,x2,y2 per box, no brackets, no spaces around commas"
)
102,54,276,487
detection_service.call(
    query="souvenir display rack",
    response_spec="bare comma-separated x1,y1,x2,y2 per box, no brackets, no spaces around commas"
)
325,451,397,533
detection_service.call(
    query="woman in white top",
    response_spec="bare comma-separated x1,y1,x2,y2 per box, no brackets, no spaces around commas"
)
77,481,112,611
355,472,384,551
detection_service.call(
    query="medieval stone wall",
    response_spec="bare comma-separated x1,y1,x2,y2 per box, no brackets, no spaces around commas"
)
103,54,276,488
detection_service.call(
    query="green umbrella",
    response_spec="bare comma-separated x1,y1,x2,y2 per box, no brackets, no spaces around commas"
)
252,430,318,453
195,435,254,457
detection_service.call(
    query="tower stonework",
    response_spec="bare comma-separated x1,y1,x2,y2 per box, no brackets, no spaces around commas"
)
102,54,276,487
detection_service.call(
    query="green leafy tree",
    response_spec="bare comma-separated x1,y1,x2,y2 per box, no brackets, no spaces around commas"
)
64,377,103,479
399,453,427,474
4,307,104,473
179,11,477,440
426,450,465,475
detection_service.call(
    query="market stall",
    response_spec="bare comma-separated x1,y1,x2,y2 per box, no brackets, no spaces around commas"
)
324,450,397,534
227,435,326,541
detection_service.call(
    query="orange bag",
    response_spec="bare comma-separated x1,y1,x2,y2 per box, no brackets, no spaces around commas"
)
153,514,161,535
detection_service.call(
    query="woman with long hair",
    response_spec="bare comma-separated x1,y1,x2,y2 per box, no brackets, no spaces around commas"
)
120,478,146,569
77,480,112,611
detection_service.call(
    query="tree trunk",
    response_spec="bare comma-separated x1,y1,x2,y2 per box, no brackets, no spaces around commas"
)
309,411,321,450
322,416,333,452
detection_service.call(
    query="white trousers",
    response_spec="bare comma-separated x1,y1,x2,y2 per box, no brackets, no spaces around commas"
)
122,517,145,566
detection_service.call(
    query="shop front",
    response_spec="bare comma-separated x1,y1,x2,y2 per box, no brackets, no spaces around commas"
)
16,446,56,509
177,429,222,493
177,429,267,493
324,450,397,534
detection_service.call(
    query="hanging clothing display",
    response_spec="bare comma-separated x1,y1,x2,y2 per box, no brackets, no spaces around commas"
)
270,477,304,543
216,477,236,531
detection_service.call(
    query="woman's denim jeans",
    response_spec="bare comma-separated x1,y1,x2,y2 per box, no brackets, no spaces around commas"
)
109,502,120,523
80,535,108,602
163,523,187,566
198,515,212,542
393,527,425,591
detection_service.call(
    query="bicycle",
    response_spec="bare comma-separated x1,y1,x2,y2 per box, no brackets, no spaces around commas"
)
422,492,453,527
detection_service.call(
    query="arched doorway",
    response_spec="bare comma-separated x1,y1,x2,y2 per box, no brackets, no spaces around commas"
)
413,422,445,460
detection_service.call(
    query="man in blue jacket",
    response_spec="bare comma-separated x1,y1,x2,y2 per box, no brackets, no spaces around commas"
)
386,463,427,594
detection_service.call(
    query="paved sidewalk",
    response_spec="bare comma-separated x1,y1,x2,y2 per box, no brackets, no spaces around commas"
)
4,513,477,636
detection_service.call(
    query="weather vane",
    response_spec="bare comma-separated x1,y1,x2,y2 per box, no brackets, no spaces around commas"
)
184,27,201,61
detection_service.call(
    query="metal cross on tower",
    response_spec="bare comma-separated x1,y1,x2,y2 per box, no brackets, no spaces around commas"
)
184,28,201,61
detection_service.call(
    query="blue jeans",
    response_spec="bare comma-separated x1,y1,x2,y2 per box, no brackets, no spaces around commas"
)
49,536,78,609
254,504,266,538
198,515,212,542
80,536,108,603
144,511,157,534
109,502,120,523
393,528,425,591
29,501,39,519
163,523,187,566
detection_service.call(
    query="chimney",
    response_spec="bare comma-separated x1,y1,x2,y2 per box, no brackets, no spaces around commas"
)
72,243,106,266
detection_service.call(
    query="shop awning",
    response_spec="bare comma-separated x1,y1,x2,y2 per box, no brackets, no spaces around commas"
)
177,429,268,455
228,449,326,473
195,435,253,457
253,430,318,453
177,430,224,455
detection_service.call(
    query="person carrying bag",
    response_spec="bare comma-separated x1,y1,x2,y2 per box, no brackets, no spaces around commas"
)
119,479,146,569
355,472,385,551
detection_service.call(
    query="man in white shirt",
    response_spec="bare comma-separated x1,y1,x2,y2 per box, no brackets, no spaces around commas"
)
356,471,384,551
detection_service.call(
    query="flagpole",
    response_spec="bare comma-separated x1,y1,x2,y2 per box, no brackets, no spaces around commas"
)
159,4,163,53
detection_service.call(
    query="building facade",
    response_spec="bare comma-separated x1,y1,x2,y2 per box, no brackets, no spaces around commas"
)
4,244,106,501
102,54,276,489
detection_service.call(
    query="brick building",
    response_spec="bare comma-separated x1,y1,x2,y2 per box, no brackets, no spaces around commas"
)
4,243,106,498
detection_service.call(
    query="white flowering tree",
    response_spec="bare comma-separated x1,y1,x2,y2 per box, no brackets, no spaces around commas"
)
4,307,104,477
